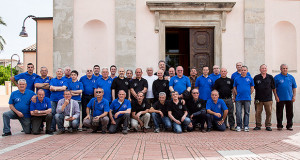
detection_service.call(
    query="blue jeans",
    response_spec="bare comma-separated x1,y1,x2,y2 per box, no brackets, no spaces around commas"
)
3,110,31,134
55,113,79,130
235,100,251,128
51,101,58,131
151,113,172,130
207,114,226,131
172,117,191,133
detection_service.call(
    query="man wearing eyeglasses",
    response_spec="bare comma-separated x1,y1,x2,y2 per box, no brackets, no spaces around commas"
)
83,88,110,134
10,63,40,91
169,66,191,99
80,68,98,130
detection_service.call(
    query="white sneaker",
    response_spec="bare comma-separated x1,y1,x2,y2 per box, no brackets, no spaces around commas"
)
236,126,241,132
244,127,249,132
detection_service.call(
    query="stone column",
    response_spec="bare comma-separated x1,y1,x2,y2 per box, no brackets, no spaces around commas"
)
53,0,74,73
115,0,136,69
244,0,265,75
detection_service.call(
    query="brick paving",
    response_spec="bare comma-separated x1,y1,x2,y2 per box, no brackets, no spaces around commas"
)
0,107,300,160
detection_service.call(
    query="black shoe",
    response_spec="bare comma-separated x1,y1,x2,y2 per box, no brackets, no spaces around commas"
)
46,130,54,135
287,127,293,131
206,128,211,132
91,130,97,133
101,130,106,134
200,128,206,133
277,127,283,131
266,127,272,131
253,127,261,130
2,132,12,136
122,129,128,135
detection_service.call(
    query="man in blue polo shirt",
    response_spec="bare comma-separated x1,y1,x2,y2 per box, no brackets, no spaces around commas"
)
34,66,51,98
80,68,97,130
233,66,254,132
231,62,251,80
209,65,221,83
169,66,191,99
274,64,297,131
2,79,36,136
195,66,214,101
94,68,113,103
49,68,68,131
10,63,40,91
206,90,228,131
30,89,52,135
109,90,131,134
62,66,72,83
93,65,102,79
83,88,110,133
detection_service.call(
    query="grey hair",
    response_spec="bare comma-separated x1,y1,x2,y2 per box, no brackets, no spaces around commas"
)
102,67,109,72
280,64,288,69
118,90,127,96
146,67,153,71
40,66,48,71
18,79,27,84
159,92,166,97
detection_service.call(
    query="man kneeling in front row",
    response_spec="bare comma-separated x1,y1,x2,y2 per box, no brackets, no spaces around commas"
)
55,90,80,134
206,90,228,131
30,89,53,135
109,90,131,134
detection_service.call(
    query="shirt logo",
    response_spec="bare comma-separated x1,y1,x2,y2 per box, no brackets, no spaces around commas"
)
280,79,284,84
174,80,178,83
45,80,49,83
227,81,231,85
44,104,48,109
99,105,103,109
76,85,79,89
218,104,221,109
246,78,250,82
123,104,127,109
179,105,182,109
142,103,145,108
60,81,64,84
92,80,96,83
134,83,137,87
32,76,36,80
208,79,212,83
257,80,261,84
163,83,166,87
125,82,129,85
197,103,201,108
15,98,21,103
108,80,112,84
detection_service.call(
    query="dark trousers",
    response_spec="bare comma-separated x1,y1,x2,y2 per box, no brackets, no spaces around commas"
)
31,114,52,134
109,113,130,133
82,94,94,127
222,98,235,128
191,113,209,129
207,115,226,131
276,101,293,128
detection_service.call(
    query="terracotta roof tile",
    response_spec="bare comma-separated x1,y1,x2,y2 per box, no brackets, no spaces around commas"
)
22,44,36,52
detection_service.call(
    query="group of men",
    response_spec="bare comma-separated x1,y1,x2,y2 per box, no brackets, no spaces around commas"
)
2,60,297,136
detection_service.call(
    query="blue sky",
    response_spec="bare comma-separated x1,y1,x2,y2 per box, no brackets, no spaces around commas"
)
0,0,53,62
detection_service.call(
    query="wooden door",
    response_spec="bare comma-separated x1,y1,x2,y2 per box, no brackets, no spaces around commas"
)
189,28,214,75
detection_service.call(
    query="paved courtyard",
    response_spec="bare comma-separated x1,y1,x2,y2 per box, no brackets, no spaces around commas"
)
0,106,300,160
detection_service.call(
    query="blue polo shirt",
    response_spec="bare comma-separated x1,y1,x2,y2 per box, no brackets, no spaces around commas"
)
195,75,214,100
274,73,297,101
14,72,40,91
94,77,113,102
233,76,254,101
94,74,102,80
9,89,36,118
87,97,110,117
68,80,84,101
231,71,251,80
209,73,221,83
62,76,72,83
34,77,51,98
30,97,51,111
79,75,97,95
169,75,191,95
110,99,131,119
50,77,68,102
206,99,228,121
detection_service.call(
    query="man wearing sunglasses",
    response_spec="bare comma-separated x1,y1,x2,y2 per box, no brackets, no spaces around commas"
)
10,63,40,91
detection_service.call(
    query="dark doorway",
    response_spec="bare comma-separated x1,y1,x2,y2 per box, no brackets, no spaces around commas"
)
165,27,214,76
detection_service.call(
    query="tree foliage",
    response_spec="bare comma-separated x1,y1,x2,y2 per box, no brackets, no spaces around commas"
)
0,65,18,85
0,16,7,51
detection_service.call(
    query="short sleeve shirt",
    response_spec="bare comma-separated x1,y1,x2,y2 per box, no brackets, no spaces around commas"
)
49,77,68,102
131,99,150,113
209,73,221,83
254,74,275,102
87,97,110,117
34,76,51,98
206,99,228,121
152,101,169,116
111,77,130,99
62,76,72,83
68,80,84,101
94,77,113,102
231,71,251,80
233,76,255,101
130,78,148,100
14,72,40,91
186,98,206,115
213,77,233,99
30,97,51,111
79,75,97,95
169,75,191,95
274,73,297,101
167,100,187,120
9,89,36,118
110,99,131,118
195,75,214,100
